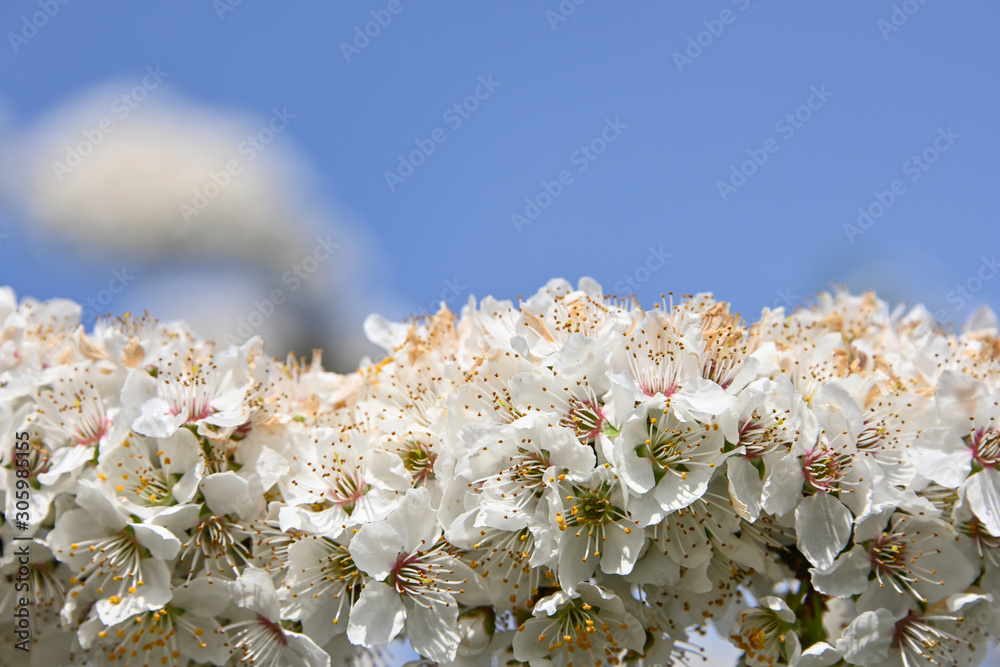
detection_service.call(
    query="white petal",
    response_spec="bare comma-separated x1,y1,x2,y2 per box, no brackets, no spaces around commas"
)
758,596,795,623
37,444,94,484
96,557,171,626
513,617,555,661
132,522,181,560
363,313,409,352
809,545,871,598
132,397,186,438
937,371,989,426
172,577,231,617
853,505,893,544
652,464,713,513
614,436,655,494
278,505,348,539
386,487,438,551
967,467,1000,536
795,492,853,571
177,616,228,665
149,503,200,535
200,470,262,520
74,479,127,531
532,589,573,618
946,592,990,613
552,334,611,396
627,547,680,586
799,642,841,667
557,532,597,594
670,376,732,418
172,459,204,505
543,426,596,478
405,601,462,663
761,452,804,517
727,456,763,522
346,582,406,648
158,427,202,477
509,371,560,415
350,522,404,580
835,609,895,667
120,368,158,409
230,566,280,620
284,630,333,667
599,522,645,576
907,427,971,487
812,382,863,447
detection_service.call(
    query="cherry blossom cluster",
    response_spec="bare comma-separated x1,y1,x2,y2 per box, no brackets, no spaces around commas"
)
2,279,1000,667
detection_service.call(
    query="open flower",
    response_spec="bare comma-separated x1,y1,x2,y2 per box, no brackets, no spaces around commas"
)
46,480,182,626
730,597,801,667
278,428,410,538
546,467,644,593
224,566,330,667
124,338,258,440
613,396,732,526
282,534,363,646
1,282,999,666
512,583,645,667
348,487,477,663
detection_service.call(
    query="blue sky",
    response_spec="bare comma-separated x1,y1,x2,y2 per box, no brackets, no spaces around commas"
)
1,0,998,327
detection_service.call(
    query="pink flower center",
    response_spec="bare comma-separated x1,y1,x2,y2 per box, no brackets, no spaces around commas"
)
968,429,1000,468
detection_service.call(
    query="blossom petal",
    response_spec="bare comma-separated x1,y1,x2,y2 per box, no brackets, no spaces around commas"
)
132,522,181,560
809,545,870,598
346,582,406,648
652,464,713,513
200,470,263,520
795,492,852,571
405,601,462,664
761,452,803,517
966,467,1000,536
230,566,280,620
95,557,171,626
284,630,333,667
599,522,645,576
835,609,895,667
907,427,971,487
727,456,763,522
350,522,404,580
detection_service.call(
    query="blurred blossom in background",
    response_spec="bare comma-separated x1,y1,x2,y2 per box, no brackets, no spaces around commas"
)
0,83,390,370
